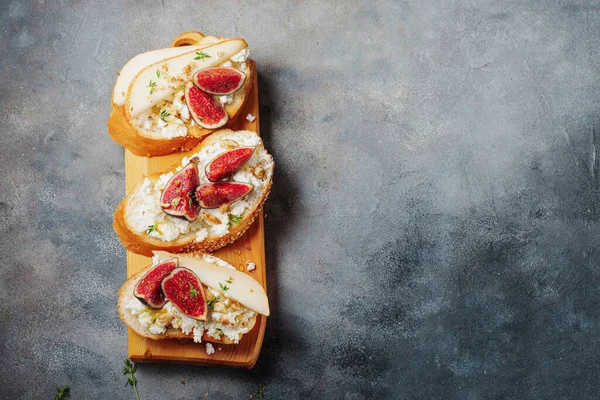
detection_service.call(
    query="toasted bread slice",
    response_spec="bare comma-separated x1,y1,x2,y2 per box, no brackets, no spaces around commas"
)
118,252,266,345
113,129,274,256
108,33,253,156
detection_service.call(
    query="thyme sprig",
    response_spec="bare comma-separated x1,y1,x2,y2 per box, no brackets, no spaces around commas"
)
189,282,199,299
123,359,140,400
147,80,156,95
55,385,70,400
194,51,212,61
207,296,220,310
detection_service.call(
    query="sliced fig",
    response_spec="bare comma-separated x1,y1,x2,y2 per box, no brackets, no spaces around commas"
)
133,258,179,308
184,82,228,129
192,67,247,95
161,267,208,321
205,147,255,182
195,182,253,209
160,157,200,221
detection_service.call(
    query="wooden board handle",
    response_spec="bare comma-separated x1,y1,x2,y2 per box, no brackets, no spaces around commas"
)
170,31,205,47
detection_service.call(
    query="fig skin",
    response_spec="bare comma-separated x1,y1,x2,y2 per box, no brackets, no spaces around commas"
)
161,267,208,321
196,182,253,209
184,82,228,129
133,258,179,308
192,67,247,95
205,147,255,182
160,157,200,221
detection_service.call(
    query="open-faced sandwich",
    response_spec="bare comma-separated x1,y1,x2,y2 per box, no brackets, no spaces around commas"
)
118,251,269,345
108,32,254,156
113,129,274,256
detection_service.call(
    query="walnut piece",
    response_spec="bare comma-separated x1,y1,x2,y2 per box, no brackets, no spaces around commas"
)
202,213,222,225
220,139,239,149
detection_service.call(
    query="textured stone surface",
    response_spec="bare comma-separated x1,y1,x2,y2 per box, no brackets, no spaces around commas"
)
2,0,600,399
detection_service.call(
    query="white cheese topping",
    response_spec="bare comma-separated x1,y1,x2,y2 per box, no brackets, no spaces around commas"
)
205,342,215,355
230,48,249,63
125,131,273,242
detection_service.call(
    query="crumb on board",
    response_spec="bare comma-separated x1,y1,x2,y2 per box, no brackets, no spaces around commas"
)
206,343,215,355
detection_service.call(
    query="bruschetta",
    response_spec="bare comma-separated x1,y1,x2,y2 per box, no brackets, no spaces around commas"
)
113,129,274,256
108,32,253,156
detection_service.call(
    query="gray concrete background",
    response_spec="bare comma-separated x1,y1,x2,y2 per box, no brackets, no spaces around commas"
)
1,0,600,399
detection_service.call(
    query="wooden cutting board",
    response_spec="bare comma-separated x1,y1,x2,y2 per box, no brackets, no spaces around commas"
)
123,45,266,368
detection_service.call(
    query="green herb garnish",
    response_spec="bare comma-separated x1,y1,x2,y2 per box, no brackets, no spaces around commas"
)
225,279,232,284
189,282,199,299
228,213,242,227
146,224,161,235
147,79,157,95
207,296,220,310
156,69,161,78
194,51,212,61
179,84,186,90
257,383,267,399
219,282,229,291
123,359,140,400
159,109,170,123
55,385,70,400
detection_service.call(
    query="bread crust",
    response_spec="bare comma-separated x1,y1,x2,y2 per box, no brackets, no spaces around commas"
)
170,31,205,47
108,61,254,157
113,129,273,257
117,252,257,345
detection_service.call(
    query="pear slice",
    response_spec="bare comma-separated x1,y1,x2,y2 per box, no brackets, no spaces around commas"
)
125,39,247,119
112,44,213,106
153,251,270,316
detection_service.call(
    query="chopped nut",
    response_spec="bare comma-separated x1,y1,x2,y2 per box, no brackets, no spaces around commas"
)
183,64,192,75
162,63,168,72
219,203,230,213
202,213,222,225
220,139,239,149
217,51,225,57
253,166,265,179
238,265,244,271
